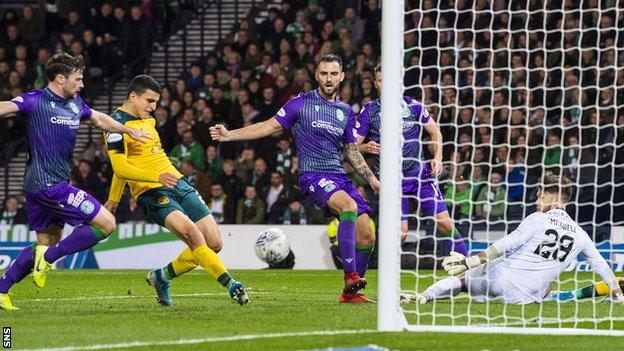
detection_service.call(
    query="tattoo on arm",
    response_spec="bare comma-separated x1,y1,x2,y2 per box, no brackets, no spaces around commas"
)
344,143,374,180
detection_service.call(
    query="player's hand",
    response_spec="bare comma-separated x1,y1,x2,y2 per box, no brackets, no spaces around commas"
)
125,127,152,144
210,124,230,141
159,172,178,188
361,141,380,154
430,158,442,177
103,200,118,214
607,290,624,305
369,176,380,194
442,251,468,276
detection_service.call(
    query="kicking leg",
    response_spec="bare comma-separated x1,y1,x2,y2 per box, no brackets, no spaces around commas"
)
147,211,247,306
155,214,222,283
355,213,375,279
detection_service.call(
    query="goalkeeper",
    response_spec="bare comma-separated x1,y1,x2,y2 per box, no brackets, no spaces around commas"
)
416,172,624,305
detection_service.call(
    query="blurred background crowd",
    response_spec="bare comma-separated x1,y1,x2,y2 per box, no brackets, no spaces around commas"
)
1,0,623,241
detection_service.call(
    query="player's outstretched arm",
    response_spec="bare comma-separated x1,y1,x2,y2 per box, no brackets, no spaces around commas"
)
582,241,624,304
90,110,151,143
210,118,283,142
443,213,540,276
344,143,380,192
0,101,19,118
423,118,443,177
104,174,127,214
108,152,178,188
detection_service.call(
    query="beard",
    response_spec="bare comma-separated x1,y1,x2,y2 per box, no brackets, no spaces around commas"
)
62,86,77,99
319,83,338,97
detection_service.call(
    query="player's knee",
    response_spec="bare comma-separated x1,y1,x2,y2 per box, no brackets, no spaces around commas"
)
179,224,203,243
400,231,408,243
210,241,223,253
438,220,454,233
341,199,358,213
99,214,116,236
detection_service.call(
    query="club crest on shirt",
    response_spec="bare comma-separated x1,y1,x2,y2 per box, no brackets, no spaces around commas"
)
80,200,95,215
69,101,80,114
158,196,170,205
336,109,345,121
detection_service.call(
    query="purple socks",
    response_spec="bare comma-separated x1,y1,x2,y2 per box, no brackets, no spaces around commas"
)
337,211,357,273
0,245,34,293
44,225,106,263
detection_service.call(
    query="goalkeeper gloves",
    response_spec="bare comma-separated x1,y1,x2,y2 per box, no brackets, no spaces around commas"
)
442,251,482,276
604,291,624,305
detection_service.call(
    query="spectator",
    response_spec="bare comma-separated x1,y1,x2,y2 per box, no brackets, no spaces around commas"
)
444,174,472,219
17,5,44,44
0,196,27,225
119,5,158,77
73,160,103,201
208,183,234,224
544,134,562,174
204,145,223,181
282,200,307,225
335,7,365,45
234,148,255,183
262,171,295,224
170,130,205,170
236,185,265,224
474,172,506,220
216,159,243,200
250,157,270,190
275,138,293,174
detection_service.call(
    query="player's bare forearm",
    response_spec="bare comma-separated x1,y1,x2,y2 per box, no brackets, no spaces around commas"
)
90,110,128,133
0,101,19,117
424,118,443,160
344,143,376,182
218,118,282,141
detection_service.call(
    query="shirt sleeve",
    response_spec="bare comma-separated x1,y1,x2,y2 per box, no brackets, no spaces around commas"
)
11,91,41,114
105,131,126,154
76,96,93,120
404,96,430,124
492,212,544,254
274,93,304,130
581,236,620,291
356,102,372,138
341,108,357,145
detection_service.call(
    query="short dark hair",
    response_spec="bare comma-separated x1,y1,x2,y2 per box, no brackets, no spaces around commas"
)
541,171,572,203
44,53,84,81
126,75,162,98
315,54,343,70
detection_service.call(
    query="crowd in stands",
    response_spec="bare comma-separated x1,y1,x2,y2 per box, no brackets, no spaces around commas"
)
1,0,624,231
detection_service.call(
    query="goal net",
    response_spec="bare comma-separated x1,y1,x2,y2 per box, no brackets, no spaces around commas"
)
378,0,624,335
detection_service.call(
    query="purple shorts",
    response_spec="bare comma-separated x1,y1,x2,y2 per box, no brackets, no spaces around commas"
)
402,178,448,220
25,183,102,231
299,172,372,216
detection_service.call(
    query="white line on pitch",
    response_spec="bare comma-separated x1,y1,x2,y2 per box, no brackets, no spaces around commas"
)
23,291,267,303
21,329,378,351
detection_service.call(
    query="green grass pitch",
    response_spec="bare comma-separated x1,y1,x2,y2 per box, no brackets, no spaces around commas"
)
2,269,623,350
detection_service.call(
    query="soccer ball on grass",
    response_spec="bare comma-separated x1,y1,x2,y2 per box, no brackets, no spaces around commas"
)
254,228,291,265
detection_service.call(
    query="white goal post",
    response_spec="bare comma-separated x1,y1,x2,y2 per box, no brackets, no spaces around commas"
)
378,0,624,336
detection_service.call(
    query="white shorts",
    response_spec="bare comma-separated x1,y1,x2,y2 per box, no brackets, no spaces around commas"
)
464,260,537,305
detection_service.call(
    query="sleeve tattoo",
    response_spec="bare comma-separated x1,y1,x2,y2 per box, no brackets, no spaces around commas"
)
344,143,375,180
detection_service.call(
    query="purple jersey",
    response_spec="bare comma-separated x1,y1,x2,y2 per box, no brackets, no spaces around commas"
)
11,88,92,193
357,96,433,181
274,89,356,174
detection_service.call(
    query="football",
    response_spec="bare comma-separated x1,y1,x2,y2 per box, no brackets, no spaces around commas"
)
254,228,291,264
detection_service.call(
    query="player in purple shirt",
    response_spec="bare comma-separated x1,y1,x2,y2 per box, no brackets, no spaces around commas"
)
356,64,467,256
0,53,149,310
211,55,380,303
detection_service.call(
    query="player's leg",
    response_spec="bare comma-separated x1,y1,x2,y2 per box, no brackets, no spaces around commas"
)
0,223,62,310
355,213,375,278
33,186,114,287
420,182,468,256
545,278,624,302
418,276,465,304
161,210,248,305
